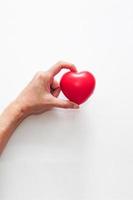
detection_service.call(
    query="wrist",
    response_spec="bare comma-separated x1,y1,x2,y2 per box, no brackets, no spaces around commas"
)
9,100,28,121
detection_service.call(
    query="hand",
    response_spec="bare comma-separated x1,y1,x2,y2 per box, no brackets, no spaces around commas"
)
0,61,79,154
15,61,79,117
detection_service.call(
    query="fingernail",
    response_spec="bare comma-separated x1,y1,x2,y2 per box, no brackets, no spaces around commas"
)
73,104,79,109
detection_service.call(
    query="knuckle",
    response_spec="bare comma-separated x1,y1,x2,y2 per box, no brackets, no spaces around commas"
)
56,60,64,66
45,72,52,79
35,71,46,79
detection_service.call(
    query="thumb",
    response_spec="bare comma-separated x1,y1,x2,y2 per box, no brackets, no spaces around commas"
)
51,97,79,109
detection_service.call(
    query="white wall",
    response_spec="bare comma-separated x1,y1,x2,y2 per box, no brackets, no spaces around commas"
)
0,0,133,199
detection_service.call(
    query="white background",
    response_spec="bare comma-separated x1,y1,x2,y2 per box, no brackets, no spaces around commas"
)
0,0,133,199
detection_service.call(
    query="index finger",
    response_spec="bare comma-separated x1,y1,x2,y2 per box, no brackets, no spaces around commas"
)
48,61,77,77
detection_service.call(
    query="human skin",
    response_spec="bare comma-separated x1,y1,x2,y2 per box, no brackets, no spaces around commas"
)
0,61,79,155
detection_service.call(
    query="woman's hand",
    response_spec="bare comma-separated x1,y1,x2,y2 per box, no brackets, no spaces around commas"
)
0,61,79,154
15,61,79,117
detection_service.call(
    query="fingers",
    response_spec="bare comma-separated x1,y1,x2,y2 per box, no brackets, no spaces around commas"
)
50,79,79,109
49,61,77,77
51,97,79,109
50,80,60,97
52,88,60,97
51,79,59,90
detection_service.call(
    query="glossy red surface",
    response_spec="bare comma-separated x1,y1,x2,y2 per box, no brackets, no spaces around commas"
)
60,71,96,104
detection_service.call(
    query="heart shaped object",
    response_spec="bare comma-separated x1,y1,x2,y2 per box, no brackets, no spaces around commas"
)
60,71,96,105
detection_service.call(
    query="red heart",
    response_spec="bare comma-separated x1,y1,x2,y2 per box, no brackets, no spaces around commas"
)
60,71,96,105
